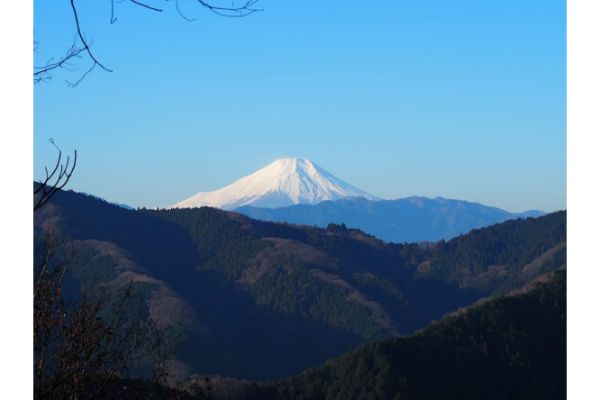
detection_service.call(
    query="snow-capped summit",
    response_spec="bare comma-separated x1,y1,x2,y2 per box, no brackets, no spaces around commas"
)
170,157,378,210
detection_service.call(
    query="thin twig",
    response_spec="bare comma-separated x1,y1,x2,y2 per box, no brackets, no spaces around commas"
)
196,0,262,17
175,0,197,22
66,63,97,88
34,140,77,211
70,0,113,72
129,0,163,12
34,44,86,83
35,0,262,85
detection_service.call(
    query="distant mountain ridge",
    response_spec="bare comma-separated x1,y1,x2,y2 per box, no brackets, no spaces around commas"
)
170,158,378,210
168,157,544,242
237,196,544,243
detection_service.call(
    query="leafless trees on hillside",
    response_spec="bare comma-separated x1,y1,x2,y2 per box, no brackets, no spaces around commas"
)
34,234,175,399
34,144,178,398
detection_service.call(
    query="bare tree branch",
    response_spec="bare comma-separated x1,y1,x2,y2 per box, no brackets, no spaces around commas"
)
34,0,262,85
33,42,86,84
129,0,164,12
34,235,178,399
70,0,113,73
110,0,117,24
66,63,96,88
175,0,197,22
34,139,77,211
195,0,262,17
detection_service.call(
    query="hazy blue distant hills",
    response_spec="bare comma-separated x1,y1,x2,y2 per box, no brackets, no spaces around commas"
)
236,196,545,243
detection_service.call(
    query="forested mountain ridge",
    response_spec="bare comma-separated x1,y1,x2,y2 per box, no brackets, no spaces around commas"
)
134,206,461,339
144,206,565,335
416,210,566,293
259,269,566,400
34,188,566,380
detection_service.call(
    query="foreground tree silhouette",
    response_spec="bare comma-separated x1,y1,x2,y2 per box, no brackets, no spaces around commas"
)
33,2,263,395
34,0,262,86
34,149,190,399
33,232,186,399
34,140,77,211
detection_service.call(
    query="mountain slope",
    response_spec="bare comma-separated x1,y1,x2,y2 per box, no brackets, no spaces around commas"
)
144,206,474,339
35,188,565,381
35,191,368,380
237,196,544,243
170,158,378,210
144,207,565,338
265,269,566,400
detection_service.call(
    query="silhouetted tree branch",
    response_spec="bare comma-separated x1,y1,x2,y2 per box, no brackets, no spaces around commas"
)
34,0,262,86
195,0,261,17
34,139,77,211
33,41,87,84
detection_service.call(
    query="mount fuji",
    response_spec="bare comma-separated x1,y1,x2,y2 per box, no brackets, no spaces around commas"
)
170,157,545,242
170,158,378,210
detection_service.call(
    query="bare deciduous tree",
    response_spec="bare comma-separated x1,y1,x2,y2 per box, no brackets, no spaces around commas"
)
33,0,262,86
34,149,182,398
34,234,177,399
34,139,77,212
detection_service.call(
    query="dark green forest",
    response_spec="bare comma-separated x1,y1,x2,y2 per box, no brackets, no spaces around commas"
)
143,205,565,337
261,269,566,400
34,189,566,398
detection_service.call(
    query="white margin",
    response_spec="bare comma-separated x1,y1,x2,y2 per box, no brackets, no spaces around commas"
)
567,0,600,398
1,0,596,397
0,2,34,398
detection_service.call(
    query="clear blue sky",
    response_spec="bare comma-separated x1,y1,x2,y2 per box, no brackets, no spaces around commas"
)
34,0,565,212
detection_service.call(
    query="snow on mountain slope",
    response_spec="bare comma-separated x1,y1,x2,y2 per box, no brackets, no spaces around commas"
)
170,158,378,210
